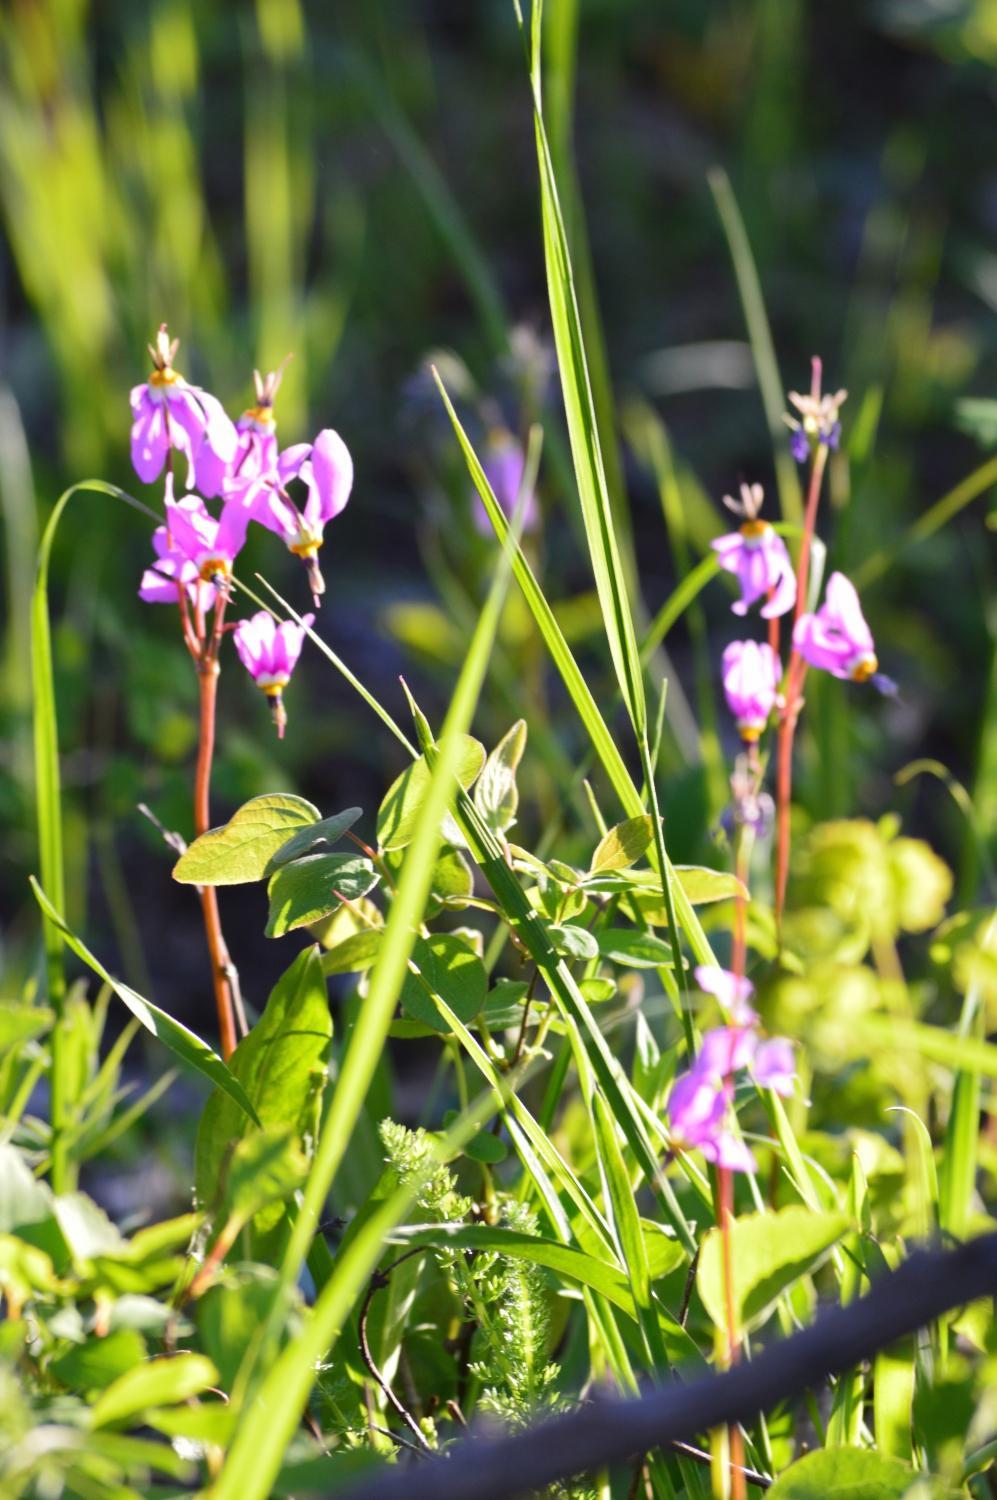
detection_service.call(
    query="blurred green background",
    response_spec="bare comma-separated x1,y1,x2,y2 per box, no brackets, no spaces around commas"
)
2,0,995,1024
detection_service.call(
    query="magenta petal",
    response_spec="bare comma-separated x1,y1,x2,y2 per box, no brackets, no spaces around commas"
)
699,1027,756,1078
215,499,251,562
139,567,182,604
196,388,238,464
753,1038,795,1096
304,427,353,527
710,1133,758,1174
131,396,168,484
277,442,313,486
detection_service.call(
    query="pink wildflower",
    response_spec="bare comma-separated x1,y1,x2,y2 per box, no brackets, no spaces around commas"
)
130,325,236,488
232,609,314,739
793,572,878,683
711,483,796,619
722,640,782,742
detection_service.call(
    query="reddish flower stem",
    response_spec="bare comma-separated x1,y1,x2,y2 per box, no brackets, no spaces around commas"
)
194,600,238,1061
774,440,828,939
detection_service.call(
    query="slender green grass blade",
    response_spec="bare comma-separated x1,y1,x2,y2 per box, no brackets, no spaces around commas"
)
30,880,259,1126
32,479,160,1192
520,0,645,738
593,1092,669,1371
434,370,717,968
854,454,997,589
708,167,802,529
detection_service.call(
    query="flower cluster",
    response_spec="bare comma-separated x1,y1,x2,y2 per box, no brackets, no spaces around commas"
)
712,372,888,750
665,968,794,1174
133,327,353,734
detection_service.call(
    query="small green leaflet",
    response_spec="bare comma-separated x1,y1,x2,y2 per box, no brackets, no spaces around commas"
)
265,854,379,937
590,816,654,874
473,719,527,833
376,736,485,851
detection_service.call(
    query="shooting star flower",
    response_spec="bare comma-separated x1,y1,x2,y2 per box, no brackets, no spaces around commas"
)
130,325,237,487
794,571,879,683
722,639,782,743
473,428,539,535
712,483,796,619
233,609,314,739
784,359,847,463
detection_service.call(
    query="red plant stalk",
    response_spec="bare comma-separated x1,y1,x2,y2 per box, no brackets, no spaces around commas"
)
161,410,239,1060
773,430,829,938
192,593,239,1061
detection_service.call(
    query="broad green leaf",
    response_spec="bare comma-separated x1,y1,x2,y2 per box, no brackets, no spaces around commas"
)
473,719,527,833
54,1191,126,1265
92,1352,218,1429
400,934,488,1033
675,866,749,906
428,845,475,908
767,1448,924,1500
597,929,675,969
50,1328,147,1391
263,808,363,872
579,977,616,1004
265,853,379,938
628,867,748,924
319,929,383,977
698,1206,849,1337
548,923,600,961
198,1269,289,1393
31,881,259,1127
590,816,654,874
0,1144,57,1236
196,946,331,1224
227,1127,307,1225
172,794,320,885
376,735,485,851
0,1002,54,1054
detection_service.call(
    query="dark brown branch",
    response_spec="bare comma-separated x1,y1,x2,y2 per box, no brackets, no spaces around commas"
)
358,1250,433,1455
332,1232,997,1500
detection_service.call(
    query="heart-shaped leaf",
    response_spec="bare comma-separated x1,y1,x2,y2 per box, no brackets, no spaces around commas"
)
400,934,488,1033
265,854,379,938
173,794,320,885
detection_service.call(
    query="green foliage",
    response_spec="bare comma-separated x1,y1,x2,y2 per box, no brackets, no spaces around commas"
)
8,4,997,1496
195,945,331,1233
698,1207,850,1338
173,793,323,884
